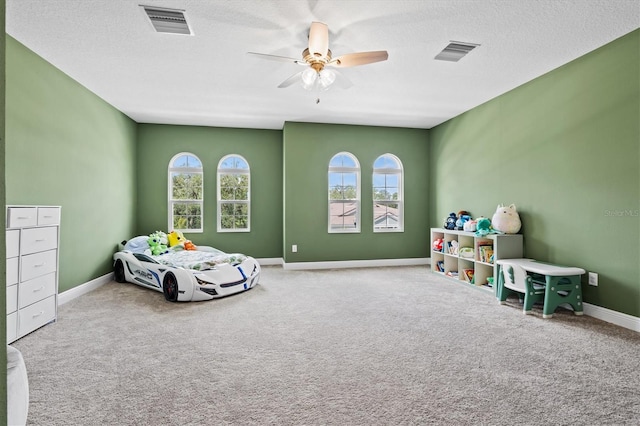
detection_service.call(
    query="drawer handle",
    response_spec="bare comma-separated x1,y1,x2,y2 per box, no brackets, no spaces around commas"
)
34,263,46,268
43,215,53,218
17,216,30,220
32,311,44,318
35,239,46,242
33,286,45,292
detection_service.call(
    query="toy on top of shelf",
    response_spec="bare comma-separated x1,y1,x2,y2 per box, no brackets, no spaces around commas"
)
455,211,471,230
491,204,522,234
463,219,477,232
444,212,457,230
432,238,444,252
475,217,501,237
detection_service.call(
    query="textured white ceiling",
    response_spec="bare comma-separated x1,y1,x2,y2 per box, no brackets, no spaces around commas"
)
6,0,640,130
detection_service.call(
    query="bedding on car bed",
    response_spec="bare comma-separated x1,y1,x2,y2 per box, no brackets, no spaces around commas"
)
151,249,248,271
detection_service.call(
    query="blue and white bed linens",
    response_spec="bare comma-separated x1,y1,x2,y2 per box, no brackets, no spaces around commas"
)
152,250,248,271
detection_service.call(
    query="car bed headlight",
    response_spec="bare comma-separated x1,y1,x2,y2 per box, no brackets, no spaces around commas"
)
195,276,213,286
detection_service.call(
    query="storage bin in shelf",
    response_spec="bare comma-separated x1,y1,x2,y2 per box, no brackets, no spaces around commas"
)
430,227,523,293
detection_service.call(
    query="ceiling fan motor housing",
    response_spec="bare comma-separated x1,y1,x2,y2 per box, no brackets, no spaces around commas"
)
303,48,332,72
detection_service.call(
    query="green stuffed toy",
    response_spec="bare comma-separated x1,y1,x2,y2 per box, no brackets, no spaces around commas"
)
148,231,169,256
474,217,502,237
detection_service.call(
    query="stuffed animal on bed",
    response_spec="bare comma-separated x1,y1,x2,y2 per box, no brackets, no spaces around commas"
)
148,231,169,256
168,230,197,251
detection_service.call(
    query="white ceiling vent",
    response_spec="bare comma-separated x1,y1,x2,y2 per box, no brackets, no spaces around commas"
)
434,41,480,62
142,6,191,35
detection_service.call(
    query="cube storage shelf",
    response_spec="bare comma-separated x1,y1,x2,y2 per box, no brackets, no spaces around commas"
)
430,227,523,292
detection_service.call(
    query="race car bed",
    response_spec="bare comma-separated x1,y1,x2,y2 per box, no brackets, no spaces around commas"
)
113,237,260,302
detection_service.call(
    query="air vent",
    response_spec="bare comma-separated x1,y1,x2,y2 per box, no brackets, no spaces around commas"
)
142,6,191,35
434,41,480,62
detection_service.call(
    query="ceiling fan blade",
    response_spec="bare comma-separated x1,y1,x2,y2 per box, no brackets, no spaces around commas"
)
332,69,353,90
247,52,305,65
328,51,389,68
277,71,303,88
308,21,329,57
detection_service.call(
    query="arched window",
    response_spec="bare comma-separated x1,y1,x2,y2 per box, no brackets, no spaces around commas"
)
217,154,250,232
168,152,203,232
328,152,361,233
373,154,403,232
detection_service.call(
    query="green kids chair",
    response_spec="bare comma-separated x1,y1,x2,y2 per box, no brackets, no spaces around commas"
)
499,262,546,314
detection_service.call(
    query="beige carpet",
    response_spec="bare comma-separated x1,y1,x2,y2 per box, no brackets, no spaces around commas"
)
12,266,640,425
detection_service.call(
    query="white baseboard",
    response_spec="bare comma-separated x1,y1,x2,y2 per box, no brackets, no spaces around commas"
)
583,303,640,332
257,258,284,266
58,273,113,306
283,257,429,270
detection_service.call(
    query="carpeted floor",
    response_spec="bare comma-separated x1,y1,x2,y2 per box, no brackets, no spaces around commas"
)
12,266,640,425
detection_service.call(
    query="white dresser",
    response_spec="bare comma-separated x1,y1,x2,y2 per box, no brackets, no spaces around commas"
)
6,205,60,343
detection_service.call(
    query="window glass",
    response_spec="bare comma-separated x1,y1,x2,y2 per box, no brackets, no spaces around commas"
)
328,152,360,233
373,154,403,232
217,155,250,232
168,153,203,232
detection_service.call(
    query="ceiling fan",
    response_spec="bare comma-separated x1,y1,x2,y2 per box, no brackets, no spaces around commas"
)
248,21,388,95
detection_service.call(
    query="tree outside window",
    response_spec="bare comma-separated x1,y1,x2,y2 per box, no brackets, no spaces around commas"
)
169,153,203,232
217,155,250,232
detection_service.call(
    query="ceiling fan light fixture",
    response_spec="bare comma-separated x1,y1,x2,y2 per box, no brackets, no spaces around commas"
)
318,69,336,89
301,68,318,90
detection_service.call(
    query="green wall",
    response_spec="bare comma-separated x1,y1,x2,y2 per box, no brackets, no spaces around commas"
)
1,0,7,422
430,29,640,317
5,36,138,292
283,122,429,263
136,124,283,258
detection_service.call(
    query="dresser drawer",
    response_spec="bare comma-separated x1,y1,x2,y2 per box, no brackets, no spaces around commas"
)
21,249,57,282
18,295,56,337
7,312,17,343
20,226,58,255
7,284,18,314
7,207,37,228
7,230,20,258
19,273,56,309
38,207,61,226
7,257,19,286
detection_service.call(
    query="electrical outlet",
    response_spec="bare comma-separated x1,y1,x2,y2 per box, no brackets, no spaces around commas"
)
588,272,598,286
292,244,297,253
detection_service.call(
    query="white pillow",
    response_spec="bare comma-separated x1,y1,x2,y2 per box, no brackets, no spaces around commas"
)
123,236,150,253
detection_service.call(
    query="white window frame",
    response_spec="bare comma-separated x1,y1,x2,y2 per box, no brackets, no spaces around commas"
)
373,153,404,233
217,154,250,233
168,152,203,233
328,152,361,233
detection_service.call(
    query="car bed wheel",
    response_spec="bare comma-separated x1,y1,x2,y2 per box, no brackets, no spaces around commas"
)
163,273,179,302
114,260,126,283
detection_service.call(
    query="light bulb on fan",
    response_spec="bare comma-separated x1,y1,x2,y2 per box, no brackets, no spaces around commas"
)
318,69,336,90
301,68,318,90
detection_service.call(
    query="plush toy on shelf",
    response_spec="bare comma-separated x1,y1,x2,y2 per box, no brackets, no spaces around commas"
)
474,217,501,237
432,238,444,252
444,212,457,230
491,204,522,234
463,219,477,232
456,211,471,230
